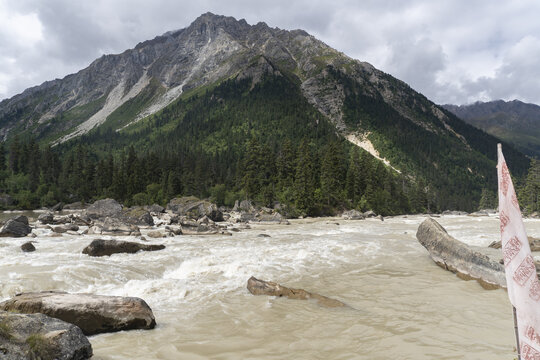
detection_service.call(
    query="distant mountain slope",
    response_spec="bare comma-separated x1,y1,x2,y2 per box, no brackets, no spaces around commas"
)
443,100,540,157
0,13,531,211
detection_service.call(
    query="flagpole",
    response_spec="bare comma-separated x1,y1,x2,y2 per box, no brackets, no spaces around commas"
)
513,305,521,359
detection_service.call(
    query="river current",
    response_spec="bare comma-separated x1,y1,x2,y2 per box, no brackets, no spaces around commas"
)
1,214,540,359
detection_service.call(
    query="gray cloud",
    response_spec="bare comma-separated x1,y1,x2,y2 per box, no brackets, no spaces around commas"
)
1,0,540,106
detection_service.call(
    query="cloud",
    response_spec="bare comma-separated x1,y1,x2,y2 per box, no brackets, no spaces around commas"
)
1,0,540,106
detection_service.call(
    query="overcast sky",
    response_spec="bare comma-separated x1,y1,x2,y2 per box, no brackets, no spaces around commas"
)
1,0,540,105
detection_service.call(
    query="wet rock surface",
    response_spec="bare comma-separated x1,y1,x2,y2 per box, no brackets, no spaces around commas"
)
0,291,156,336
416,218,506,289
0,310,93,360
247,276,347,308
82,239,165,257
0,216,32,238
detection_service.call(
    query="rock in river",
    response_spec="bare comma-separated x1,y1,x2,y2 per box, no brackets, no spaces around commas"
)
21,241,36,252
0,291,156,335
247,276,346,308
416,218,506,289
86,198,123,219
0,310,93,360
82,239,165,257
0,216,32,237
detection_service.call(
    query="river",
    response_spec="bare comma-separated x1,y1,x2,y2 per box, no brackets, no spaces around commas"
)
1,214,539,359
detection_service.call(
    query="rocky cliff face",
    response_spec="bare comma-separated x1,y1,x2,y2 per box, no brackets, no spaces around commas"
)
0,12,469,151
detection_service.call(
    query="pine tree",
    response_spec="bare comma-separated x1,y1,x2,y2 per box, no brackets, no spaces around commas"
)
293,139,316,214
520,159,540,213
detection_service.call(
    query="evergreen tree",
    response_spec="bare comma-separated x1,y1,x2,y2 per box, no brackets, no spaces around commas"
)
520,159,540,213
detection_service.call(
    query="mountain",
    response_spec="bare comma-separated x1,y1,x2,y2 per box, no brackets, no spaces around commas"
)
443,100,540,158
0,13,531,212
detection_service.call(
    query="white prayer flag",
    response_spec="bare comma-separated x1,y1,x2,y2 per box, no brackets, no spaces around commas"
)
498,143,540,359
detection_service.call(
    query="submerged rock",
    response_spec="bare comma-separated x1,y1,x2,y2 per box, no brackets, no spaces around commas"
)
0,291,156,335
21,242,36,252
247,276,346,308
0,216,31,237
0,310,93,360
416,218,506,289
82,239,165,257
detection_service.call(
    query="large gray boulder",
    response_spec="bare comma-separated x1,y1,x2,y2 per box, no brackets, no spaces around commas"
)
121,207,154,226
167,196,223,222
98,217,140,236
86,198,122,219
247,276,346,308
416,218,506,289
342,210,365,220
0,291,156,335
82,239,165,257
0,310,92,360
0,216,32,237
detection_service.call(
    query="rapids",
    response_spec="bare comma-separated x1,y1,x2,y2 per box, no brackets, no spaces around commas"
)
1,214,539,359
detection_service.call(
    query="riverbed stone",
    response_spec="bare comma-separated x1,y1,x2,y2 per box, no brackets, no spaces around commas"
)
86,198,123,219
0,310,93,360
342,210,365,220
247,276,347,308
0,216,32,237
121,207,154,226
82,239,165,257
21,242,36,252
0,291,156,335
489,236,540,251
416,218,506,289
167,196,223,222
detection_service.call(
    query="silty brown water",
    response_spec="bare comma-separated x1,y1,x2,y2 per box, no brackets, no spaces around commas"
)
1,214,539,359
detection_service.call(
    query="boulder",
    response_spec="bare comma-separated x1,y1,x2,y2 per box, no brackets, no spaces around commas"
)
247,276,346,308
146,231,167,238
145,204,165,214
180,218,220,235
165,225,183,235
86,199,122,219
489,236,540,251
21,242,36,252
99,217,140,236
233,200,256,213
37,212,55,224
51,202,64,211
0,216,31,237
167,196,223,222
442,210,468,216
257,211,288,224
0,310,92,360
416,218,506,289
0,291,156,335
121,207,154,226
82,239,165,257
363,210,377,218
342,210,365,220
52,224,80,234
63,202,87,210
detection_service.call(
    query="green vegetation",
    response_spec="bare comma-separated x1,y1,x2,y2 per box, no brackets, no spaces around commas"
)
0,71,532,215
328,66,529,211
519,159,540,214
26,333,56,359
0,320,13,340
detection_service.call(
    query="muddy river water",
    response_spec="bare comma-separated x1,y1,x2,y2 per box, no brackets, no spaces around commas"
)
1,214,540,359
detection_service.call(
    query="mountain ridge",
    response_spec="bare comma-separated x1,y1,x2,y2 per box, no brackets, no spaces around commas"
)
443,99,540,157
0,13,531,212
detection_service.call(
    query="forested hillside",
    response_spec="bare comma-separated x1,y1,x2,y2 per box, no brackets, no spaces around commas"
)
0,13,532,214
